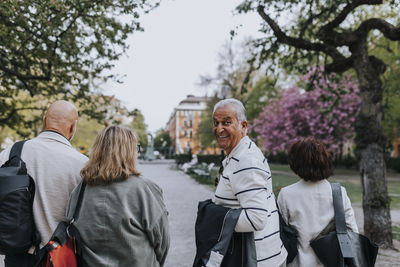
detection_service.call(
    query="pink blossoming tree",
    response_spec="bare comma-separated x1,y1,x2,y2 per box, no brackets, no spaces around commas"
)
252,67,360,155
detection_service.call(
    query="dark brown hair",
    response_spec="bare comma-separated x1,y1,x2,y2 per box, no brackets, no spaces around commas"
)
288,138,333,181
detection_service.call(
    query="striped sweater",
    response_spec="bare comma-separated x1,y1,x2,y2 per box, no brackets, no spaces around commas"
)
214,136,287,267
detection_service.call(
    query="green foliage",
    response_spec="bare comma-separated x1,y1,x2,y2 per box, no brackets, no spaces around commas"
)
175,153,192,165
334,154,358,169
130,108,148,151
265,152,288,164
198,94,221,148
388,158,400,173
370,40,400,145
0,0,159,134
70,115,104,151
242,76,278,123
197,154,223,165
153,129,171,155
236,1,400,73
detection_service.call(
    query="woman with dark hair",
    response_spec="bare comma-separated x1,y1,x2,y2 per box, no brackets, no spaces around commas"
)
66,125,170,267
277,138,358,267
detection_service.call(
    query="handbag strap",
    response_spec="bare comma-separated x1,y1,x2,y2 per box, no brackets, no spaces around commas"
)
9,140,26,158
9,140,27,165
330,182,354,259
72,181,87,221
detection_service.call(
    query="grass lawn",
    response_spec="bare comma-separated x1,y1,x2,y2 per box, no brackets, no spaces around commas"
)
270,163,400,209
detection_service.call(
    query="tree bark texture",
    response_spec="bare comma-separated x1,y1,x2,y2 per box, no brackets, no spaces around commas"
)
353,42,392,247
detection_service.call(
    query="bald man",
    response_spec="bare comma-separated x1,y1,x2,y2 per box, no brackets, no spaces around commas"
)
0,100,88,267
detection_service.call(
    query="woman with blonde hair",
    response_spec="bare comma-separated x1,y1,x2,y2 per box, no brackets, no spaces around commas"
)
66,125,170,267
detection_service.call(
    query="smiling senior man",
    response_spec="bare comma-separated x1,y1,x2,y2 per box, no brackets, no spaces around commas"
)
212,98,287,267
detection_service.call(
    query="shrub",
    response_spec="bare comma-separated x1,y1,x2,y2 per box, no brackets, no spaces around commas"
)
197,154,223,165
387,157,400,173
265,152,288,164
174,153,192,165
334,154,358,169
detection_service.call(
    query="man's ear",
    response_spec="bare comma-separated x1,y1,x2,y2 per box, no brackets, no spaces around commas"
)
241,120,248,130
42,116,47,129
69,121,77,137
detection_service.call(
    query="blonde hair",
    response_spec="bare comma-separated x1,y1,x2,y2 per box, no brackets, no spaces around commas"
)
81,125,141,185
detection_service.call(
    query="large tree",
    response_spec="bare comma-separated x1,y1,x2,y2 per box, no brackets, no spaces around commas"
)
237,0,400,246
130,108,148,151
0,0,158,135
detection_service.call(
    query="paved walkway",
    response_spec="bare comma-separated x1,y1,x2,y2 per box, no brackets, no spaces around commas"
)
137,161,214,267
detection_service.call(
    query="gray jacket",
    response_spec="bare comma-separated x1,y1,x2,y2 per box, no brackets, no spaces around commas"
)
66,176,170,267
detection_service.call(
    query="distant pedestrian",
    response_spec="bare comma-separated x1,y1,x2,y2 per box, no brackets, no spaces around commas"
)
277,138,358,266
66,125,170,267
0,100,88,267
194,98,287,267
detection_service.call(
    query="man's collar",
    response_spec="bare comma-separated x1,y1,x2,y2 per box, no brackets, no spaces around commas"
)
45,130,68,140
223,136,250,166
38,131,72,146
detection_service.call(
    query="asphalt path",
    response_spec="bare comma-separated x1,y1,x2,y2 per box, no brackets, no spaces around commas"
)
137,161,214,267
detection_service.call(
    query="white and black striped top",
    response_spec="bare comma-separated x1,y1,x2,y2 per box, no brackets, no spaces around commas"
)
214,136,287,266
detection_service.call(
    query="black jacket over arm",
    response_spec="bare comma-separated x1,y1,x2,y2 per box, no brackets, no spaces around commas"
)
193,199,257,267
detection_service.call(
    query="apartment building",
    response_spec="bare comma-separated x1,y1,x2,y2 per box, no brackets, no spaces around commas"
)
166,95,219,154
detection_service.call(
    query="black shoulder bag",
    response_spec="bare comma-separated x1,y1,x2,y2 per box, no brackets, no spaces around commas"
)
276,203,298,264
0,140,41,254
310,183,379,267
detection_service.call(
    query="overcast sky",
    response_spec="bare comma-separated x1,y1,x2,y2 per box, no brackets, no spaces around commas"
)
104,0,263,133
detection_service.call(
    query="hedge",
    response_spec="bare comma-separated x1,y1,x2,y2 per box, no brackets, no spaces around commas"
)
265,152,359,169
388,157,400,173
175,153,223,165
174,154,192,165
197,154,223,165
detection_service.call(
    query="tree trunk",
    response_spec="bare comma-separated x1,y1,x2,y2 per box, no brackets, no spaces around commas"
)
353,42,392,247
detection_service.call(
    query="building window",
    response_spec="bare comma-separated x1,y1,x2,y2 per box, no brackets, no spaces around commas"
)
190,131,193,139
183,130,187,137
189,120,192,128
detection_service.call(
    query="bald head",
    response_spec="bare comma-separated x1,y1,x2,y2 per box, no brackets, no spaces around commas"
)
43,100,78,141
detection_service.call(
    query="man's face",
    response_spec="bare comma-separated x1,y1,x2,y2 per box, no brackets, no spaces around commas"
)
213,105,247,155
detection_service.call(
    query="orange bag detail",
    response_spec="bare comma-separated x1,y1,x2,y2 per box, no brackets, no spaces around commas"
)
43,238,77,267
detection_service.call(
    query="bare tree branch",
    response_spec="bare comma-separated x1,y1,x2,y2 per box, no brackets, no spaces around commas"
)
257,5,347,61
357,18,400,41
320,0,382,33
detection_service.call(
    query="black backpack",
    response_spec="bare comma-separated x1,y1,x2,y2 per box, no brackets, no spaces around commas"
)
0,140,41,254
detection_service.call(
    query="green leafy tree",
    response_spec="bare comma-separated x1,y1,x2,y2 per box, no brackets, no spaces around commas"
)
198,94,221,148
153,129,171,156
0,0,158,135
237,0,400,246
370,39,400,147
241,76,278,123
198,41,280,147
70,115,104,153
130,108,148,151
